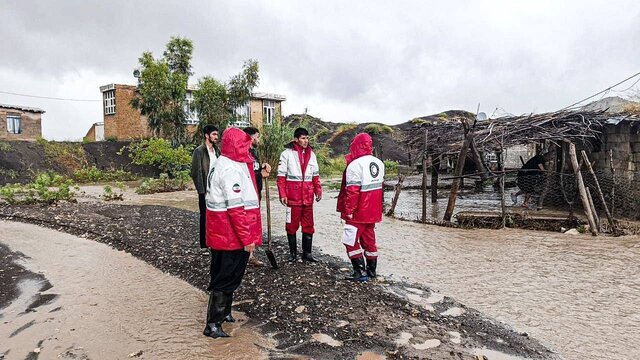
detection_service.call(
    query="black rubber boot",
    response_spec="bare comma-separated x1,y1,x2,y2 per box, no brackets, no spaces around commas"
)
301,233,318,262
203,291,230,338
223,291,235,323
366,258,377,278
287,234,297,262
345,257,368,282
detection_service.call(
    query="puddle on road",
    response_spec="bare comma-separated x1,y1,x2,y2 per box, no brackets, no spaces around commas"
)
0,221,274,359
472,347,530,360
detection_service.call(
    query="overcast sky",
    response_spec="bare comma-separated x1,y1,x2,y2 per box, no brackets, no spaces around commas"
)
1,0,639,140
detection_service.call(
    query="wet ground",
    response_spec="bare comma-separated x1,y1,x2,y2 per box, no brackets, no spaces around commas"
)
84,185,640,359
0,202,555,359
0,221,272,360
4,184,639,359
266,190,640,360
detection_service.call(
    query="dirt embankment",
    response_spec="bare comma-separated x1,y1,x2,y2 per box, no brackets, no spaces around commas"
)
0,140,158,185
0,202,556,359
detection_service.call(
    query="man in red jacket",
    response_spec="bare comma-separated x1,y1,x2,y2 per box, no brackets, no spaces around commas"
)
277,127,322,262
337,133,385,282
203,127,262,338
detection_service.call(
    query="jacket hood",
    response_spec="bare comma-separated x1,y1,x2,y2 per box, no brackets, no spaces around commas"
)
346,133,373,164
221,127,253,163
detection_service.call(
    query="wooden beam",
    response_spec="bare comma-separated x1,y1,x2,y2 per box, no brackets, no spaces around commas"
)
443,132,472,222
567,142,598,236
581,150,619,234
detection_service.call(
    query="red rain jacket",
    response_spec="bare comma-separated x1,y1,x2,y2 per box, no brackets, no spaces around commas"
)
337,133,385,223
205,128,263,250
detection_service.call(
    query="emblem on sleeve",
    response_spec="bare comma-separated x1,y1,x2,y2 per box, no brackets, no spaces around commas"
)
232,183,241,193
369,162,379,177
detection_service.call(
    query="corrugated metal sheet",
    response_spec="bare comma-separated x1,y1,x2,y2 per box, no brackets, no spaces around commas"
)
0,103,45,113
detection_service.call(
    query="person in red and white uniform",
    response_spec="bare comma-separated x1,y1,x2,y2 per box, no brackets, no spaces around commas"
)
203,127,262,338
337,133,385,281
277,127,322,263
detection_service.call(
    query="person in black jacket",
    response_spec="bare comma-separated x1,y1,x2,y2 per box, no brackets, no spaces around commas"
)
511,152,553,207
191,124,220,249
243,127,272,267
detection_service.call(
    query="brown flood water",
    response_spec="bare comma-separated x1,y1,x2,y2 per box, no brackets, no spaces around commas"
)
111,187,640,359
0,220,274,360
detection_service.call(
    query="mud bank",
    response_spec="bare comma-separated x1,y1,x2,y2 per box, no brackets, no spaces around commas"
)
0,203,556,359
0,221,272,360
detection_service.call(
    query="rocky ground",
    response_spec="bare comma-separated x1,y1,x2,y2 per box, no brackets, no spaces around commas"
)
0,202,556,359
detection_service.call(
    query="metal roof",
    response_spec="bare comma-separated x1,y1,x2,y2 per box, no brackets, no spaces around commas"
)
0,103,45,113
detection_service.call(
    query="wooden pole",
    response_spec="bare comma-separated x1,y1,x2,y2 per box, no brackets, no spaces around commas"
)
422,129,429,223
581,150,618,233
443,132,472,222
386,174,405,217
608,149,616,215
568,142,598,236
431,156,439,203
585,187,600,231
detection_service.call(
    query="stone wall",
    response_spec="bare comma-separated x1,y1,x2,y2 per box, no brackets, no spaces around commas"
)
0,108,42,141
588,122,640,180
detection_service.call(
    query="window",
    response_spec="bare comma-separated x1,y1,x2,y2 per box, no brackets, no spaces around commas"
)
103,90,115,115
232,103,251,128
263,100,275,125
6,115,21,134
184,92,198,125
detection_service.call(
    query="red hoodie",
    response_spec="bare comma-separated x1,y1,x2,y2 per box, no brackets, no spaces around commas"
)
337,133,385,223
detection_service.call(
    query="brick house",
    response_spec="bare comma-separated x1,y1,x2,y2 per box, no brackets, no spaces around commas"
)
0,104,45,141
92,83,285,141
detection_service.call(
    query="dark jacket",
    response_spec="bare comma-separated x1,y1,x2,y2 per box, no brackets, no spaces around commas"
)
249,147,263,196
191,143,220,194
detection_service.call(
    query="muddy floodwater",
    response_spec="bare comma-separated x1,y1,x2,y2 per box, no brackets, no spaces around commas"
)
0,221,273,360
122,187,640,360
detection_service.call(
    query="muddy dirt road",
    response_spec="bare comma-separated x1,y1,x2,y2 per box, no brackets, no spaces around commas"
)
0,221,272,360
120,188,640,360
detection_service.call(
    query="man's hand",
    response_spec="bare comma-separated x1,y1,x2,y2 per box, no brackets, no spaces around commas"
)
244,243,255,253
315,194,322,202
261,163,271,178
280,197,288,206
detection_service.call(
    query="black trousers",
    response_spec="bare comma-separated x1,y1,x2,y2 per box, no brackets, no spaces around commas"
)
198,193,206,248
208,249,250,292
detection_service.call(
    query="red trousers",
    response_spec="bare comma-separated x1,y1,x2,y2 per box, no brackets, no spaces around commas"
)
342,221,377,259
286,205,314,234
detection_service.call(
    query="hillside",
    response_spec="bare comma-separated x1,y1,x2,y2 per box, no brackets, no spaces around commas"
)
284,110,475,164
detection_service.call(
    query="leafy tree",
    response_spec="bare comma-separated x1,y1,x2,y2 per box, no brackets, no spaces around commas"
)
131,38,193,144
192,76,229,132
192,59,260,136
163,36,194,76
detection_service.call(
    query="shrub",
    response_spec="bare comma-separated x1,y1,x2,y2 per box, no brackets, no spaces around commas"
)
36,138,87,173
335,123,357,135
102,182,126,201
383,160,399,175
364,123,394,135
72,166,137,183
0,172,77,205
120,138,192,178
257,119,295,172
0,141,11,152
135,173,189,194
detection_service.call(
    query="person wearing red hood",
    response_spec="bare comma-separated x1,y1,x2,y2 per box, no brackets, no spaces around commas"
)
203,127,262,338
337,133,385,282
277,127,322,262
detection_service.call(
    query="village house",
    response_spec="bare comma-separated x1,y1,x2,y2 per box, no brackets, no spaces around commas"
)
84,83,285,141
0,103,45,141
